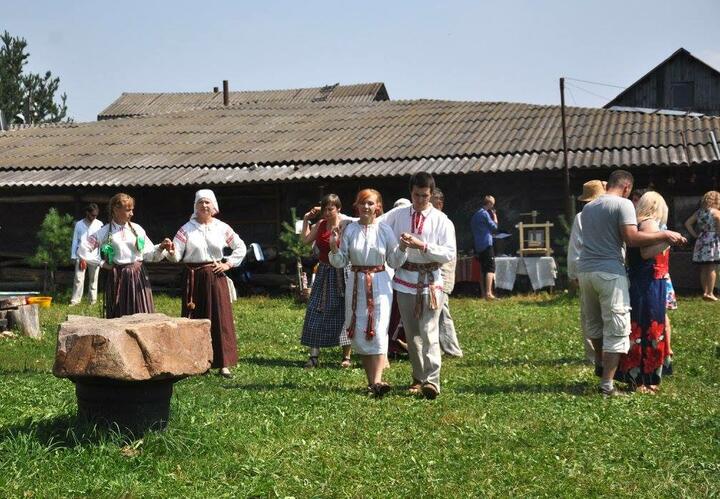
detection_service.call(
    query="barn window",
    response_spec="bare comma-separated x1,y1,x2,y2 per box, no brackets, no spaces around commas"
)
671,82,694,109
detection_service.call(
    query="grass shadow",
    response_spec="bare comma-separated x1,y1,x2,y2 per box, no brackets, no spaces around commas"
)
455,381,590,396
0,414,144,448
515,294,574,307
241,356,305,369
0,367,51,375
468,356,588,368
220,381,300,391
220,381,369,396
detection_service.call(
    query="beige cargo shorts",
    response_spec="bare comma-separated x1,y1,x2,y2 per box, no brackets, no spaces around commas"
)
577,271,631,354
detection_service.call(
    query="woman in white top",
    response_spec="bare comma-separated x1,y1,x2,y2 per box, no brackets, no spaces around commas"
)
329,189,407,396
167,189,247,378
79,193,171,318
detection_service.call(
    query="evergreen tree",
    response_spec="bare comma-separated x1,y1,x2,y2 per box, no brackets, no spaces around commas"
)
0,31,68,124
27,208,75,292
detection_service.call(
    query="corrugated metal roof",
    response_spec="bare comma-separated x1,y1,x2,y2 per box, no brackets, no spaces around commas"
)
1,99,718,187
97,82,389,119
0,144,715,188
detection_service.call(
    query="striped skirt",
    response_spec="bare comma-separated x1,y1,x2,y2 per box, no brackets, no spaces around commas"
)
103,261,155,319
300,262,350,348
182,264,238,369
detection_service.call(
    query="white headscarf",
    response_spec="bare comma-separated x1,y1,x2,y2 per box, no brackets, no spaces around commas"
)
393,198,411,208
193,189,219,219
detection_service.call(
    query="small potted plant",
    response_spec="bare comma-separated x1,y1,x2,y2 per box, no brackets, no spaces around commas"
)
278,208,313,302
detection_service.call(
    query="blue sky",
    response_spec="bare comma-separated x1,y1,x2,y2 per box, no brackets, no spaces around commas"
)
5,0,720,121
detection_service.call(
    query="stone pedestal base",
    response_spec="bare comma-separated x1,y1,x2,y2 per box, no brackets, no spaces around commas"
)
74,377,179,434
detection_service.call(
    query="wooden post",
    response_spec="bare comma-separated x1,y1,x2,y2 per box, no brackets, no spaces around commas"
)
560,78,573,223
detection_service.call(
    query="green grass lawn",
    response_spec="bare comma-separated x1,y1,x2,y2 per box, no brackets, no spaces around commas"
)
0,294,718,497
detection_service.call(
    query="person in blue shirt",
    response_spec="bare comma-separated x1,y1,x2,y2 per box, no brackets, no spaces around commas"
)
471,195,498,299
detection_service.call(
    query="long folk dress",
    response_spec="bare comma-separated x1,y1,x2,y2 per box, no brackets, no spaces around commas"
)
168,218,246,369
79,221,165,318
616,245,671,387
329,221,407,355
300,219,351,349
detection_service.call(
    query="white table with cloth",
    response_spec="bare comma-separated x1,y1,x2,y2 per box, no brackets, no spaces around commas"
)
494,256,557,291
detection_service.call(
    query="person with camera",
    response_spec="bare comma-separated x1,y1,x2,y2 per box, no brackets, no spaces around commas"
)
298,194,353,369
471,195,498,299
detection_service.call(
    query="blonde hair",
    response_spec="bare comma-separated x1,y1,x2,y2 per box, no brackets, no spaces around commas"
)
107,192,140,240
701,190,720,210
636,191,668,227
108,193,134,220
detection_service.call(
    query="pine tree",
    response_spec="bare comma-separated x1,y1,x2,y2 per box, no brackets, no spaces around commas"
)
0,31,68,124
27,208,74,292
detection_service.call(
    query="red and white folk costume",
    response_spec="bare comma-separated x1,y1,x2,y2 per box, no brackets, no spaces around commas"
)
329,221,406,355
80,221,166,318
168,192,246,369
379,205,456,392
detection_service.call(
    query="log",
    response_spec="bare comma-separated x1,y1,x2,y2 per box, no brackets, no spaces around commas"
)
7,304,41,338
0,296,26,310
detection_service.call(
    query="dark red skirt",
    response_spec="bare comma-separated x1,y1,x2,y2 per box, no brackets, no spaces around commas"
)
182,264,238,368
104,261,155,319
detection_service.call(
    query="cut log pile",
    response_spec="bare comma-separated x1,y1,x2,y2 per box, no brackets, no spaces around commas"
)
0,296,41,338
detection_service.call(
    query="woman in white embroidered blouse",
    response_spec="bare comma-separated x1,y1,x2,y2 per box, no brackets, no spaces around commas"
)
79,193,171,318
329,189,407,396
167,189,247,378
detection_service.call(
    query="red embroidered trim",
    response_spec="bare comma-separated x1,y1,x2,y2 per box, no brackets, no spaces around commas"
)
411,211,425,235
175,228,188,243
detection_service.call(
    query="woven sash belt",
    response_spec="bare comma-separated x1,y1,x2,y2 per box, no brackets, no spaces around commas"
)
184,262,215,317
347,264,386,341
401,261,441,318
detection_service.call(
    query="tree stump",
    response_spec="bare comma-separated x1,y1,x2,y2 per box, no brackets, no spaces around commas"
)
7,304,41,338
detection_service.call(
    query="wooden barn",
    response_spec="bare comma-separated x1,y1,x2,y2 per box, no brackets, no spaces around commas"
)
1,83,719,292
605,48,720,116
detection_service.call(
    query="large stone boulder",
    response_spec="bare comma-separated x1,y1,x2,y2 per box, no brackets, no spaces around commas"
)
53,313,213,381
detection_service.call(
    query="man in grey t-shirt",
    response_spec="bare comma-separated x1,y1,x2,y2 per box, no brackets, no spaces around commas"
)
577,170,686,397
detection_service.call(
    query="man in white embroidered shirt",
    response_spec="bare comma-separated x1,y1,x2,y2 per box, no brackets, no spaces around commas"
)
70,203,103,305
380,172,456,399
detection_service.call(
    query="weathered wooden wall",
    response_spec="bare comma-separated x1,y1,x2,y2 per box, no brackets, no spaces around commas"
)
1,164,717,291
609,52,720,115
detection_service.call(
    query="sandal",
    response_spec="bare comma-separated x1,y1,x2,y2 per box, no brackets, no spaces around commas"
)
340,356,352,368
370,382,391,398
408,379,422,394
304,356,319,369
